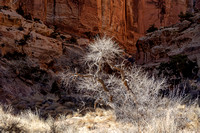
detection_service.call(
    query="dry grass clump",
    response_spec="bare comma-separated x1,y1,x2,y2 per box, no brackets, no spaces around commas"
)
144,103,200,133
0,105,79,133
0,105,51,132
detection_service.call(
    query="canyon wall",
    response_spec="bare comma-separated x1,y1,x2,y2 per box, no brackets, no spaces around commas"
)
0,0,195,52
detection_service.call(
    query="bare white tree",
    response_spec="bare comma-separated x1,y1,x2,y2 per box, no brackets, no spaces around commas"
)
67,36,167,124
12,0,19,4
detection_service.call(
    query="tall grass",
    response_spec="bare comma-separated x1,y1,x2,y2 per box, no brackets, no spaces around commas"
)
0,104,199,132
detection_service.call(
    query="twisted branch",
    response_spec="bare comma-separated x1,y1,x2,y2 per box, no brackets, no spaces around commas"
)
74,73,113,108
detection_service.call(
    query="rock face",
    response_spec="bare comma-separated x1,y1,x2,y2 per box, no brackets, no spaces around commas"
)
0,8,87,104
0,9,62,66
136,11,200,71
0,0,196,53
136,11,200,95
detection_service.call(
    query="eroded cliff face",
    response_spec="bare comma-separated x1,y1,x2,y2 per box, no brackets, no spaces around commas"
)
0,0,195,52
0,8,87,105
136,12,200,68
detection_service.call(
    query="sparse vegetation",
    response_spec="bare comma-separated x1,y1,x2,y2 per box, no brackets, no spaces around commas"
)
67,36,167,124
157,54,199,85
0,102,200,132
146,24,158,33
1,37,200,132
60,36,200,132
178,11,194,22
16,5,24,17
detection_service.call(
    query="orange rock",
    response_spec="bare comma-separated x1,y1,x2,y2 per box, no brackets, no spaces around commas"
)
0,0,194,53
0,9,23,27
0,10,62,66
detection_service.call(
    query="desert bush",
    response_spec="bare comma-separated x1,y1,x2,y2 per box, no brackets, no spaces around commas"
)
62,36,167,124
0,105,51,132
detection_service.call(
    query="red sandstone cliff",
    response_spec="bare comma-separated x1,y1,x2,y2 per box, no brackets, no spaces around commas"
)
0,0,197,52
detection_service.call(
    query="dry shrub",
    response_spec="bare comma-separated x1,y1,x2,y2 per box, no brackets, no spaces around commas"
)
61,36,168,124
0,105,78,133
